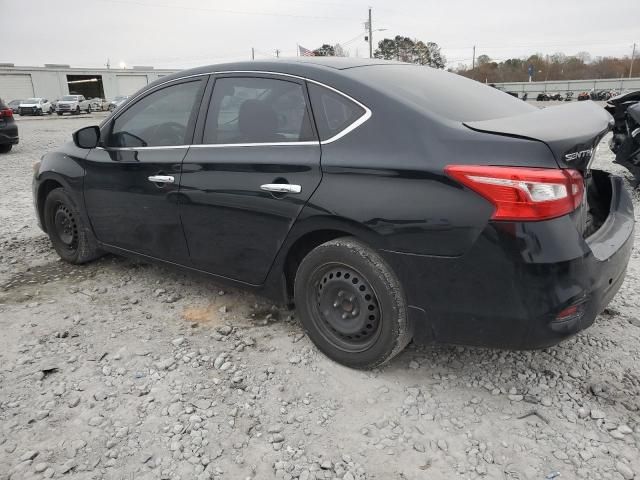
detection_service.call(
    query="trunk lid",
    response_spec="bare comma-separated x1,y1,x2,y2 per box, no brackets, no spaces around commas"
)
463,101,613,172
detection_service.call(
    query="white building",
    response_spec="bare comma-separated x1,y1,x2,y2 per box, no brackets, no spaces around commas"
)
0,63,179,101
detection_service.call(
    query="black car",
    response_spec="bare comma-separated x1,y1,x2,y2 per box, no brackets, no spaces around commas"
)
0,98,19,153
32,58,634,369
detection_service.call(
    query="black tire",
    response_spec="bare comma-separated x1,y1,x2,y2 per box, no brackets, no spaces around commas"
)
57,112,63,116
0,144,12,154
294,237,413,369
43,188,101,264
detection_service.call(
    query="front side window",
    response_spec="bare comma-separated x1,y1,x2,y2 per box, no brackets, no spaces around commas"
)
108,80,203,148
307,83,366,141
203,77,316,144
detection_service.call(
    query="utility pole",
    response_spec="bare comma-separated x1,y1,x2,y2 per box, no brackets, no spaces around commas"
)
275,49,280,58
105,58,110,70
251,48,255,60
472,46,476,70
368,8,373,59
630,42,637,78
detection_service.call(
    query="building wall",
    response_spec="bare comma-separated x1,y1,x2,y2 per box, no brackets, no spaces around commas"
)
492,77,640,96
0,66,178,101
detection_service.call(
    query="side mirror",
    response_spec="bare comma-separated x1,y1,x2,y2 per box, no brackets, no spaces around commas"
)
73,126,100,149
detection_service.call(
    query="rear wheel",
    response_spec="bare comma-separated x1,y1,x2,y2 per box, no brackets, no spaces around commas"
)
0,144,12,154
294,237,413,369
44,188,101,264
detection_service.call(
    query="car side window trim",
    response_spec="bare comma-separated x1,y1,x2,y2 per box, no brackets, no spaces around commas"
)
103,71,371,148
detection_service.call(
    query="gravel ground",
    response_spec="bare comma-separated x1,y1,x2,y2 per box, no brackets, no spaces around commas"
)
1,108,639,480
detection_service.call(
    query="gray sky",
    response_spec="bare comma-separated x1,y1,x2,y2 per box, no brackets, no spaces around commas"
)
3,0,638,70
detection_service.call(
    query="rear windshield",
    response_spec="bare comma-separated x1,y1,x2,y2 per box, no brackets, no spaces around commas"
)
347,64,535,122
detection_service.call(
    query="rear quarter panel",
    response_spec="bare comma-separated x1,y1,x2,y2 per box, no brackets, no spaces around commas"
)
301,90,560,257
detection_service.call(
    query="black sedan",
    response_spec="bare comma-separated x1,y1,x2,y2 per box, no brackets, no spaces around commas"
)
32,58,634,368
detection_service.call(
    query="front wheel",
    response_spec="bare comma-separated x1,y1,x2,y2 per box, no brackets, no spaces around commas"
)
0,144,12,154
43,188,102,264
294,237,413,369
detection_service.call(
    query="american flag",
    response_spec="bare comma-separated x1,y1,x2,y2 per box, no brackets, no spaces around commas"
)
298,45,315,57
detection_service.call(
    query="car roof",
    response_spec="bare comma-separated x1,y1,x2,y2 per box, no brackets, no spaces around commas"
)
152,57,404,85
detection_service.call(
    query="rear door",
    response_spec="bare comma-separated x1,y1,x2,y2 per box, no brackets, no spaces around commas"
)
83,77,207,263
179,73,321,284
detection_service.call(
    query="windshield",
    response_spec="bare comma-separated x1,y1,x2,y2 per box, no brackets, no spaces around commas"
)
24,98,40,103
61,95,79,101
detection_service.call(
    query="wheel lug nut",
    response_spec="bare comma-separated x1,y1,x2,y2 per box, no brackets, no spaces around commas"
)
333,301,340,308
341,312,349,320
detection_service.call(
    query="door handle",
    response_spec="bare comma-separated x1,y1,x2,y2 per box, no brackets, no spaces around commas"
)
148,175,175,184
260,184,302,194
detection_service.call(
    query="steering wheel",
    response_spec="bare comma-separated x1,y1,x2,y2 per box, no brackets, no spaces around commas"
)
146,122,186,146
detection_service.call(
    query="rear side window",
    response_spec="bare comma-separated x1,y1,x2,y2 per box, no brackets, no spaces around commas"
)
204,77,316,144
108,80,203,147
307,83,366,141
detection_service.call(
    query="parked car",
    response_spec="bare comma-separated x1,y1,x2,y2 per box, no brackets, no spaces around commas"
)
107,95,129,111
32,58,635,369
89,98,109,112
56,95,91,115
0,98,19,153
8,99,22,113
19,98,53,115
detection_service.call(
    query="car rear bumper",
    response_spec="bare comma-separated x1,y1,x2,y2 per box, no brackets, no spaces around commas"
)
381,171,635,349
0,123,19,145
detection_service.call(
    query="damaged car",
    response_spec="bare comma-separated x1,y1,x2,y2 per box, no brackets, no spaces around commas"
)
32,58,635,369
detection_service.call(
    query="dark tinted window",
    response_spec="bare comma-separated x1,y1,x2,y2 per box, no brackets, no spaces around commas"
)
307,83,366,141
108,80,203,147
204,77,315,144
348,65,534,122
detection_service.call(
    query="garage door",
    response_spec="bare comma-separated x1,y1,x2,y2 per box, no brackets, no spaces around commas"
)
0,74,35,101
116,75,148,96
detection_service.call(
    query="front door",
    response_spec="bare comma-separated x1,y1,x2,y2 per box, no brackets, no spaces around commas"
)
83,77,207,263
179,74,322,284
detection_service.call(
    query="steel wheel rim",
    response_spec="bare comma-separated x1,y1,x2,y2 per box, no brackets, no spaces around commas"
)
53,203,78,251
307,262,382,353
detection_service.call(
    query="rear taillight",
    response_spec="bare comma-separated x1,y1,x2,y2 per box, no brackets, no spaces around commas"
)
445,165,584,221
0,108,13,118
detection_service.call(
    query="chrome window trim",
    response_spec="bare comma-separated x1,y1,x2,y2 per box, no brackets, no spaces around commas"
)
190,141,318,148
96,145,189,151
112,70,372,147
